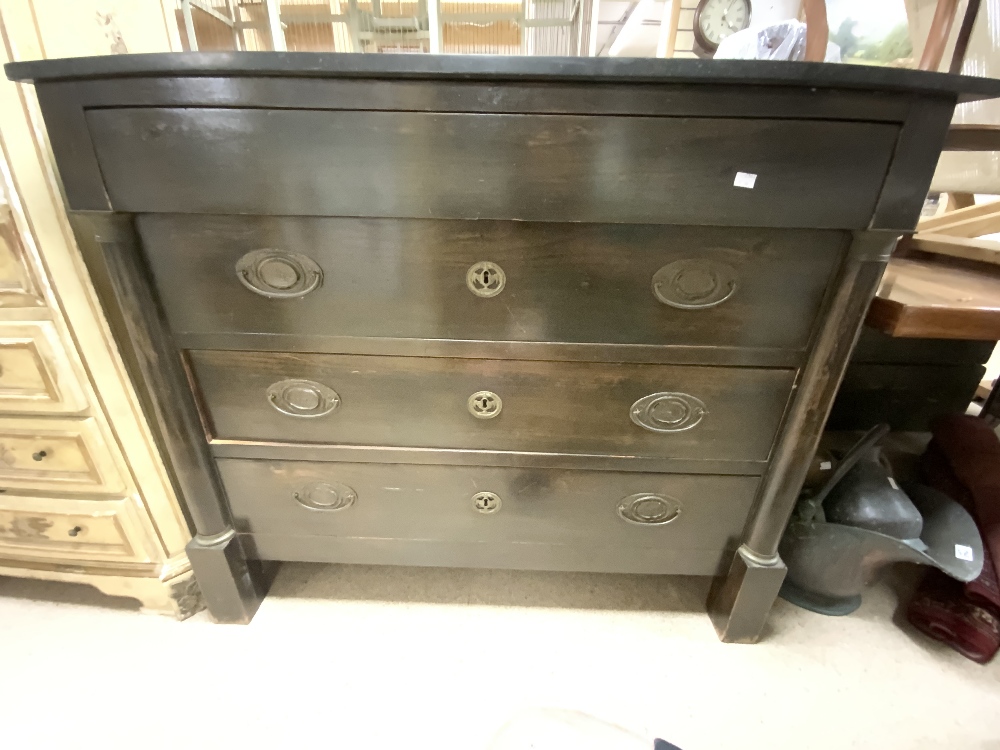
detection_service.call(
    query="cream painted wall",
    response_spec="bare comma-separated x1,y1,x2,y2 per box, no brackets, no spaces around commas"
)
4,0,180,59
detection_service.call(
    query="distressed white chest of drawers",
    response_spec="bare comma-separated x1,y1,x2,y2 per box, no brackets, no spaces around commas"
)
8,53,999,641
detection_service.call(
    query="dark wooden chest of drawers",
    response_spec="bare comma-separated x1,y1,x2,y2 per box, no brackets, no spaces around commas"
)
9,53,1000,641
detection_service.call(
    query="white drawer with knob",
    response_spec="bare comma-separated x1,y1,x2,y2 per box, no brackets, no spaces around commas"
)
0,494,151,563
0,320,88,413
0,203,44,308
0,416,125,494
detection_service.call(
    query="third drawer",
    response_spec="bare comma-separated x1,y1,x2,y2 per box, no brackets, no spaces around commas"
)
190,350,795,465
219,458,759,576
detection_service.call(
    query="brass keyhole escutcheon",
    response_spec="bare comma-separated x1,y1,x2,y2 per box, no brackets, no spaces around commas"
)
468,391,502,419
472,491,502,514
467,261,506,298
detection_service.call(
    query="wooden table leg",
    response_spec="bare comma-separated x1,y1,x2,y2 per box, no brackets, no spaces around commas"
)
802,0,828,62
920,0,960,72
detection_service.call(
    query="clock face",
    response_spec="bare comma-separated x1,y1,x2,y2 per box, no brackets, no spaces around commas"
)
695,0,752,50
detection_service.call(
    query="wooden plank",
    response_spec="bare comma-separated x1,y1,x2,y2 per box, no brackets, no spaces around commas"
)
943,123,1000,151
917,199,1000,235
866,257,1000,339
944,192,976,211
906,232,1000,265
920,212,1000,238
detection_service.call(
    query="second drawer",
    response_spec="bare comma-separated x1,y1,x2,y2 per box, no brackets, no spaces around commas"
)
191,351,795,464
139,215,844,357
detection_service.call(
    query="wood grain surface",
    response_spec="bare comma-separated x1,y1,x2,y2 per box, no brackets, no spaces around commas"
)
88,107,898,228
220,457,759,575
867,257,1000,339
138,215,846,356
189,350,795,464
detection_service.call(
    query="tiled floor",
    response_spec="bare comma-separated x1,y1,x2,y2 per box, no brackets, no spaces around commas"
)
1,562,998,749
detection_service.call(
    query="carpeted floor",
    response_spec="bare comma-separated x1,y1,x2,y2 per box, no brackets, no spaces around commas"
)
1,562,999,749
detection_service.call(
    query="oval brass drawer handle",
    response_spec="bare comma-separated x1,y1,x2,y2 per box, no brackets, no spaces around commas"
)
236,249,322,299
652,259,736,309
293,481,356,511
267,379,340,418
468,390,502,419
617,493,681,526
630,392,707,433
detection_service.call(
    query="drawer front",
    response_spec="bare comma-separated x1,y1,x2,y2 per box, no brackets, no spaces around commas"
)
0,321,88,413
88,108,897,228
0,417,125,494
220,458,759,575
140,215,843,354
0,205,43,308
0,496,148,563
191,351,794,463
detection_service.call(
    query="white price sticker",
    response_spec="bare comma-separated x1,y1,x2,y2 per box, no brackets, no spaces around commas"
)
819,461,832,471
955,544,974,561
733,171,757,189
888,477,899,490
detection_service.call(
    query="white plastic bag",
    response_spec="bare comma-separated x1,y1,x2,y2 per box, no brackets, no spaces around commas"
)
714,19,841,62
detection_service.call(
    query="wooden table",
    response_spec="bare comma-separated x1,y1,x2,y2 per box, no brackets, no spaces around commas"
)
867,255,1000,340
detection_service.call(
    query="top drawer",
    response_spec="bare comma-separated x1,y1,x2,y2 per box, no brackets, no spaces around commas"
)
85,108,898,228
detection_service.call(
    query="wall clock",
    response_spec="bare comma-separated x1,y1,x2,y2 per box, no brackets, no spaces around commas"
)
694,0,752,53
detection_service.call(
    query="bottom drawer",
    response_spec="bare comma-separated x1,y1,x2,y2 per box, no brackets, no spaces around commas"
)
220,459,759,575
0,496,150,563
